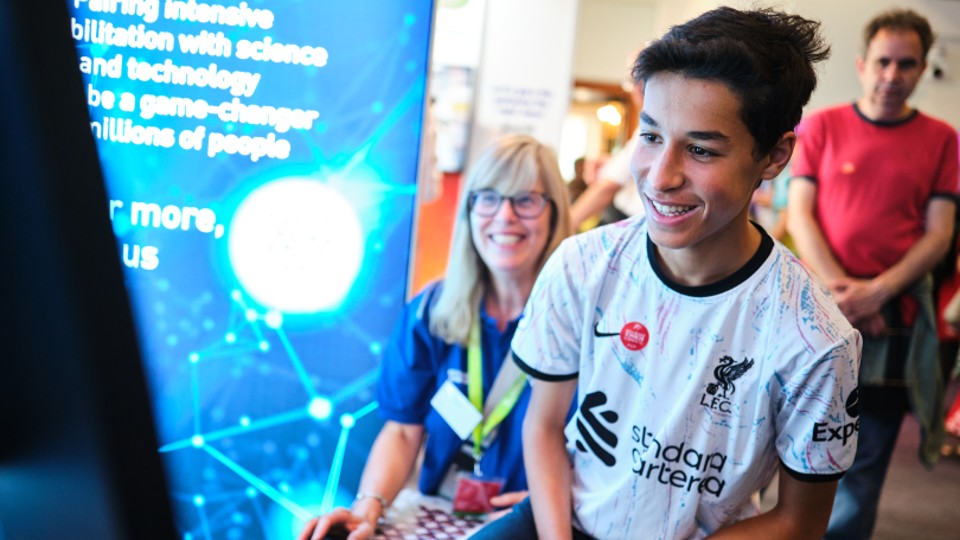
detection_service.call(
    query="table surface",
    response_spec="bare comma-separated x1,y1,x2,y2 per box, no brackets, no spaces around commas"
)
374,489,485,539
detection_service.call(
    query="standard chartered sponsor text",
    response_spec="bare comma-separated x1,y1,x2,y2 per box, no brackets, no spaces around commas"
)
631,425,727,497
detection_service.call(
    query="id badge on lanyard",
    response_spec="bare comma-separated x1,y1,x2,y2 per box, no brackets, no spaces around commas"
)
430,320,527,515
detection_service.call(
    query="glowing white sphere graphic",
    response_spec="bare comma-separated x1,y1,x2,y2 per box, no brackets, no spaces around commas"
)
308,396,333,420
228,179,364,313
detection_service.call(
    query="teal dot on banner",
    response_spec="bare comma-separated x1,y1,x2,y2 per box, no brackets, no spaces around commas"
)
404,14,416,26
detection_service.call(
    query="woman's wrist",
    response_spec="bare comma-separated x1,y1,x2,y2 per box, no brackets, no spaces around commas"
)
352,492,387,526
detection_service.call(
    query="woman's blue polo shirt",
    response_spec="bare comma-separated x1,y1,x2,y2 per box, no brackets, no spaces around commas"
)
376,283,530,495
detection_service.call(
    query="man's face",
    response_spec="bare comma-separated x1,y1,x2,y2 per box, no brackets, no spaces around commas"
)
857,28,926,113
630,73,782,263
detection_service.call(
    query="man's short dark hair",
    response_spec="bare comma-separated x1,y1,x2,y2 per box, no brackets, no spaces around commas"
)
632,7,830,159
863,8,934,59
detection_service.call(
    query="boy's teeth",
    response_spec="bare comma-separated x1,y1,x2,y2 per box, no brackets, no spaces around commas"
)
492,234,521,245
652,200,693,216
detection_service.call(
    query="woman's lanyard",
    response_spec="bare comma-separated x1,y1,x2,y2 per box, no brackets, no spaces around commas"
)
467,319,527,477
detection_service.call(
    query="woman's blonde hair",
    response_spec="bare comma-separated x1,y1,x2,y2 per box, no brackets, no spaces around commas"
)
429,134,572,346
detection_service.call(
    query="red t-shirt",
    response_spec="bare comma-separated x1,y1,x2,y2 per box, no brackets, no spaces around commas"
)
792,104,959,277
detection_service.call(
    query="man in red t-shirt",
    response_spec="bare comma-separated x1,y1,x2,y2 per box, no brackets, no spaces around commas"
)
788,8,959,540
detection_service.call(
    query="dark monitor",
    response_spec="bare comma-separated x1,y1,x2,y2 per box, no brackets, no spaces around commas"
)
0,2,177,538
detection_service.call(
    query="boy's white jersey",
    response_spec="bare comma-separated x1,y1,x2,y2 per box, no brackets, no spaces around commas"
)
513,217,861,540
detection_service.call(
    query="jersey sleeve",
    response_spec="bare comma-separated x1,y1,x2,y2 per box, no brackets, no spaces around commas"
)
376,285,443,424
790,112,825,181
512,237,586,380
775,328,862,481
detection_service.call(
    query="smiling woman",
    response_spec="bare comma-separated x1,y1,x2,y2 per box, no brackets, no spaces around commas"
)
298,135,574,540
439,134,573,341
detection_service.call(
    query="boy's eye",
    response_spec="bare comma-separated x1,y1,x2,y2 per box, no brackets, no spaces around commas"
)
690,145,714,157
639,132,660,144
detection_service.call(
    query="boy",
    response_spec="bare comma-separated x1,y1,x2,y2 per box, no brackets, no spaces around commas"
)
473,7,861,540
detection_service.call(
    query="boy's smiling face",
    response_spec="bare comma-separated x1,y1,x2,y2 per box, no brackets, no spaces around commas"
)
631,72,791,284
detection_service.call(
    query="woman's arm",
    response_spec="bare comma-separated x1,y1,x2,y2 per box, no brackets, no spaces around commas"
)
707,463,837,540
300,421,424,540
523,378,579,540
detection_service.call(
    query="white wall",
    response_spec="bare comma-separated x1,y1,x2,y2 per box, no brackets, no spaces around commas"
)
572,0,656,82
469,0,580,157
572,0,960,127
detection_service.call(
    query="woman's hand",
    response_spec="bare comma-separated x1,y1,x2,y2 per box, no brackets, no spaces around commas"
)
486,490,528,521
297,507,377,540
298,422,422,539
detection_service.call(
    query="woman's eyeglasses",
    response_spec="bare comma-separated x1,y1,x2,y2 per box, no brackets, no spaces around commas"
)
468,189,551,218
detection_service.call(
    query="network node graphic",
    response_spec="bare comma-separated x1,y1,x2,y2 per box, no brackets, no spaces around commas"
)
156,290,388,538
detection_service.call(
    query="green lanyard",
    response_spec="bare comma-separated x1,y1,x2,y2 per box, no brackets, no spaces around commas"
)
467,319,527,477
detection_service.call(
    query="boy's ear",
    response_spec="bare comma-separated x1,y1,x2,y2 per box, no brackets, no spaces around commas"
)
760,132,796,180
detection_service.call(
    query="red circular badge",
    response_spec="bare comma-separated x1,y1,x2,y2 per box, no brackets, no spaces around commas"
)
620,322,649,351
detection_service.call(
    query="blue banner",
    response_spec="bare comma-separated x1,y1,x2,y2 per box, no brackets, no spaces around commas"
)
66,1,434,537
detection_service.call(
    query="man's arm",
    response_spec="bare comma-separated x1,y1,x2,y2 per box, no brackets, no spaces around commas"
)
523,377,578,540
785,177,847,283
570,178,621,229
707,463,837,539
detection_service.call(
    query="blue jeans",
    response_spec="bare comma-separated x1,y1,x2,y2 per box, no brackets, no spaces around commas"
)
824,386,908,540
470,497,595,540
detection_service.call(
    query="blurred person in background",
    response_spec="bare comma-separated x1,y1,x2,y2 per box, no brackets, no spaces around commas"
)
788,8,958,539
569,80,645,230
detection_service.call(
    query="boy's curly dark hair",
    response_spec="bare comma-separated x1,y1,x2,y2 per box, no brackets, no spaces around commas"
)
632,7,830,159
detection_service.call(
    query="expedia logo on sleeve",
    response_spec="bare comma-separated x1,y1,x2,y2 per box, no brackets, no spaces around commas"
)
812,387,860,446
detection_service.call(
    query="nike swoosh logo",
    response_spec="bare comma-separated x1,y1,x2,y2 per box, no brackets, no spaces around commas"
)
593,322,619,338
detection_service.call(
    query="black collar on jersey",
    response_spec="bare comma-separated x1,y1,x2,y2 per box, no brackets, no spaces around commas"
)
646,221,773,297
852,101,918,127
